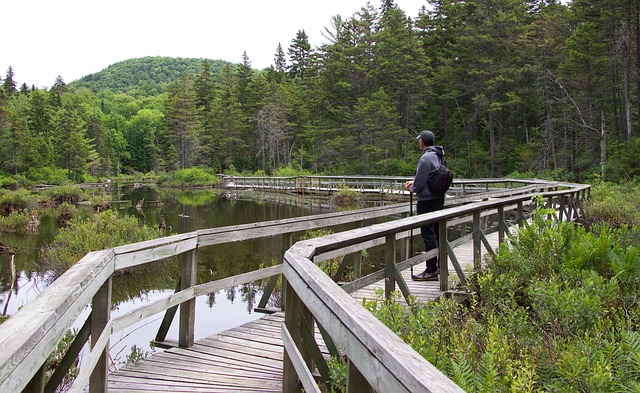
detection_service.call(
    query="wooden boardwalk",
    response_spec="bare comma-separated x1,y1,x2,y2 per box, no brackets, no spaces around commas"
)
108,230,498,392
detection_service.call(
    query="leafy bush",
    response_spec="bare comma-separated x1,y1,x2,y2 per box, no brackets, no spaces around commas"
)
359,203,640,392
40,210,164,272
0,176,19,190
0,209,31,233
26,167,71,185
330,188,362,209
42,185,85,205
157,167,221,186
273,165,311,177
0,189,35,215
583,181,640,229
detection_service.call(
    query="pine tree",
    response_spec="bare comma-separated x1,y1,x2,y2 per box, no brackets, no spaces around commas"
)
165,75,202,169
52,101,94,180
3,66,17,96
288,30,312,80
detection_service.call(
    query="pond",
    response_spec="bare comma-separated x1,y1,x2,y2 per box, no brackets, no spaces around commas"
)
0,183,391,369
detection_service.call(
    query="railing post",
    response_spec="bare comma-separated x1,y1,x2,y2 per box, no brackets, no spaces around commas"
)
438,219,448,292
497,206,505,245
517,201,524,227
23,364,45,393
472,210,481,270
384,233,396,299
89,276,112,393
179,249,197,348
283,280,314,392
346,359,373,393
281,233,292,310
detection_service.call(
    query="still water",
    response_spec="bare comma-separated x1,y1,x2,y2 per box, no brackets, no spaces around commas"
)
0,183,388,368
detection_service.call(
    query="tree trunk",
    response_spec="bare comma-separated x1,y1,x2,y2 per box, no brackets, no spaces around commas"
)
601,111,607,180
622,20,633,141
488,106,496,177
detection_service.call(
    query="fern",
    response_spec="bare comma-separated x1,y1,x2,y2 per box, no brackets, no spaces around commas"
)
449,357,476,392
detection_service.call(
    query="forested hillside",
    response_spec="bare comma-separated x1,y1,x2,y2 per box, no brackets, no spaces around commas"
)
69,57,235,96
1,0,638,184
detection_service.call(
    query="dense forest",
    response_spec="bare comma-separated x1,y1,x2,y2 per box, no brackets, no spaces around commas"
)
1,0,639,184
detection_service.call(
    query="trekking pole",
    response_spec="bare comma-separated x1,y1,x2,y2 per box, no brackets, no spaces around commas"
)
410,191,414,275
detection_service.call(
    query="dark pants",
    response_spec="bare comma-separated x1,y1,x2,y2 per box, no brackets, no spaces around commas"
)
417,197,445,273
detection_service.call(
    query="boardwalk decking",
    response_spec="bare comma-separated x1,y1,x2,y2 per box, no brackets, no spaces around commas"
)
108,230,500,392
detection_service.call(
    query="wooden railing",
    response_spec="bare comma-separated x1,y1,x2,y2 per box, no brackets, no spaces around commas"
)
281,182,590,392
221,175,553,197
0,178,588,393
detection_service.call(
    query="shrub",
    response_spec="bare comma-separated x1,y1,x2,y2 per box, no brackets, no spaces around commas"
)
273,165,311,177
42,185,85,205
26,167,71,185
157,168,221,186
0,176,19,190
0,209,31,233
359,200,640,392
0,189,35,215
40,210,164,273
583,182,640,229
330,188,362,209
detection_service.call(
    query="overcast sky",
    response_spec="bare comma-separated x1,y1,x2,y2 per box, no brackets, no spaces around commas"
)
3,0,428,89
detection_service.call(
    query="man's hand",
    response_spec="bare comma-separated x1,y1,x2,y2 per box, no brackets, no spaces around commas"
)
404,180,413,191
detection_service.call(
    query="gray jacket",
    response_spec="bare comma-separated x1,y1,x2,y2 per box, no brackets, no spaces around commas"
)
410,145,445,201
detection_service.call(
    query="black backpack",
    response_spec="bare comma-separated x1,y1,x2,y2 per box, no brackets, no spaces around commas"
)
427,158,453,195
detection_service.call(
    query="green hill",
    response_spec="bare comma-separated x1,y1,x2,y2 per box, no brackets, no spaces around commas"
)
69,56,235,95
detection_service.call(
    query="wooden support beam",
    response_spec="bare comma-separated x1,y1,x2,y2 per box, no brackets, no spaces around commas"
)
281,324,321,393
23,364,44,393
179,249,197,348
472,210,481,270
439,219,448,292
89,277,111,393
384,233,396,299
283,280,314,392
155,278,181,343
347,359,373,393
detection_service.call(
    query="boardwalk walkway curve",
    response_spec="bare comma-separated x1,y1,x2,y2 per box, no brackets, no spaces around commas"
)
0,178,589,393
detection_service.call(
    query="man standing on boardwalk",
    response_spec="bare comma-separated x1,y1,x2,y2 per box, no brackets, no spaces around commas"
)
404,130,446,281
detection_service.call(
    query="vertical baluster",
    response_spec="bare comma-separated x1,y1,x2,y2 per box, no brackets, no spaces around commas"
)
384,233,396,299
179,249,197,348
90,277,112,392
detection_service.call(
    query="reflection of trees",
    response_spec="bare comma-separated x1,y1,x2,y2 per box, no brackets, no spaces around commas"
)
155,188,221,207
240,283,258,313
206,292,216,308
111,259,179,307
225,287,236,303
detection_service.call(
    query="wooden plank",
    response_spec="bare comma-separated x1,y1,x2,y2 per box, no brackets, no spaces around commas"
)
115,237,198,270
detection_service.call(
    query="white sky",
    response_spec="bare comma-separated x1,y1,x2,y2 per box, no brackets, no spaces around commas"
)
3,0,428,89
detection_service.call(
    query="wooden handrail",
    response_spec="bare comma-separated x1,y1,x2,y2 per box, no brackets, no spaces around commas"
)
281,183,590,392
0,178,589,392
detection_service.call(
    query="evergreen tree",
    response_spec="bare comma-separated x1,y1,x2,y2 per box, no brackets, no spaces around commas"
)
3,66,17,96
164,75,201,169
209,64,244,171
274,43,287,73
374,4,428,159
288,30,312,80
52,101,94,180
27,89,55,167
